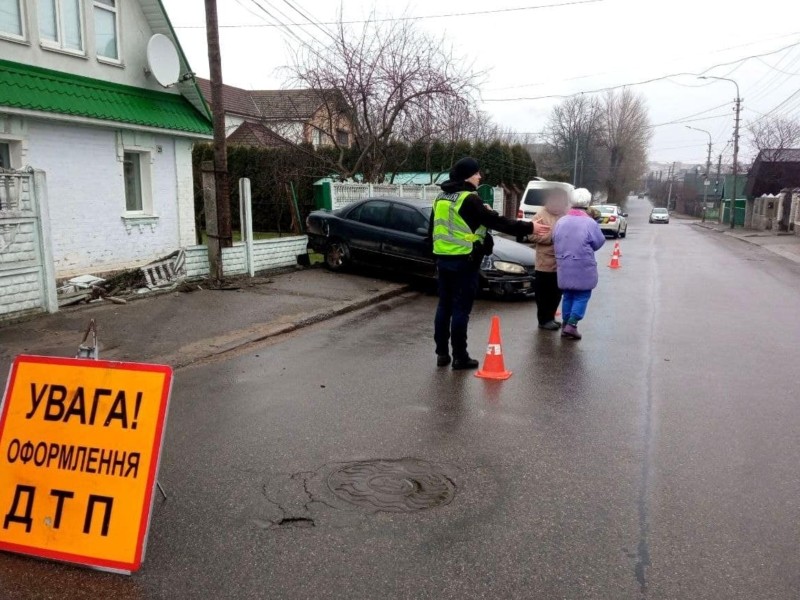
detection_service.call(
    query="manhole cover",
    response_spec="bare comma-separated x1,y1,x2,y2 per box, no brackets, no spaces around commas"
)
327,459,455,513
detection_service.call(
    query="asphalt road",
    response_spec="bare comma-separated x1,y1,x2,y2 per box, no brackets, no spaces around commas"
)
2,197,800,599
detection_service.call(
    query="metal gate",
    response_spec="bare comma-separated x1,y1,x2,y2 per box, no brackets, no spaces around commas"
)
0,169,56,322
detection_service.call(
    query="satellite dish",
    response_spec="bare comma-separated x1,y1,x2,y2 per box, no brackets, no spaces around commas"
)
146,34,180,87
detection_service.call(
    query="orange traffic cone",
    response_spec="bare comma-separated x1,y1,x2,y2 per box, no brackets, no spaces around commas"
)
613,240,622,257
608,247,621,269
476,316,512,380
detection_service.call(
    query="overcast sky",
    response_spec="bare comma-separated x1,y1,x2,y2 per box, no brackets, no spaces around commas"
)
162,0,800,167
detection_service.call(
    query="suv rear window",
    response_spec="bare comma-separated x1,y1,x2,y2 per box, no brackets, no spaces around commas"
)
652,208,668,214
522,189,547,207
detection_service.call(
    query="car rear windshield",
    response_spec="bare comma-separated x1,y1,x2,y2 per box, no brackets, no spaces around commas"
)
598,205,617,214
523,189,547,207
652,208,668,214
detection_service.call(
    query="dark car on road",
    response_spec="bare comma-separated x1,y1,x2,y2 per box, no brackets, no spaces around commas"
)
306,197,536,297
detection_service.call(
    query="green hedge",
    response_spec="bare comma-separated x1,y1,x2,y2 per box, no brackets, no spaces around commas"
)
193,140,536,234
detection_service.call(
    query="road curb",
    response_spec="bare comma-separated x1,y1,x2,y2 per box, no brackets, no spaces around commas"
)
168,283,413,368
693,223,800,264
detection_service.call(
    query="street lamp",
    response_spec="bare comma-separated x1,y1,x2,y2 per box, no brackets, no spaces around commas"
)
685,125,713,222
699,75,741,229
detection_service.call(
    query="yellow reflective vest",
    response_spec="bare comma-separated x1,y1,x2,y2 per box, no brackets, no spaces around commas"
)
432,191,487,256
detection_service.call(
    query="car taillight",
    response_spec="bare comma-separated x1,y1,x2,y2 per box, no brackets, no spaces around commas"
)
609,216,617,222
517,210,523,219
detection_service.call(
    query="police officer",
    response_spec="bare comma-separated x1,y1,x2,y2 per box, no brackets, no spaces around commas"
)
431,157,550,369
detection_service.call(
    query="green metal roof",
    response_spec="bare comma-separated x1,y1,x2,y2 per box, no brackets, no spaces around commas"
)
0,59,212,135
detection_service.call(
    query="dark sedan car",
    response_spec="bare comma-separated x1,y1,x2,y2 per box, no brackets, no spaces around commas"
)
306,197,536,297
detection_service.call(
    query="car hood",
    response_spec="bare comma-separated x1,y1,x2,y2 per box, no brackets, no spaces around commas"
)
491,236,536,267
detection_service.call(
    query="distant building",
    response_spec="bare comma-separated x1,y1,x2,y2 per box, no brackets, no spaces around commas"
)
196,79,353,149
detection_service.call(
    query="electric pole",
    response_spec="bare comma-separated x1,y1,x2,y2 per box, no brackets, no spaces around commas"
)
703,140,712,222
666,162,675,210
730,95,742,229
204,0,232,283
699,75,741,229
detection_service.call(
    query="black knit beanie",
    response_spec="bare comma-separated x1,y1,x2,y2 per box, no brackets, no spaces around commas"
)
449,157,480,182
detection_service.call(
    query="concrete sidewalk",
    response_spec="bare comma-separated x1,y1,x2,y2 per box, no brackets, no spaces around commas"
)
694,221,800,264
0,268,412,376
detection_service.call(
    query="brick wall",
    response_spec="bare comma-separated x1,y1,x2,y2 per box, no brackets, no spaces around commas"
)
0,270,42,320
24,119,194,278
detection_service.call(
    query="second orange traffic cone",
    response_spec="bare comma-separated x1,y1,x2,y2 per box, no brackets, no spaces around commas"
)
475,315,512,380
608,246,621,269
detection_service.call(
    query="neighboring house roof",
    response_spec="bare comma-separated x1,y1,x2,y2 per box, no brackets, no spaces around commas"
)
195,78,262,119
250,89,341,121
195,80,347,123
228,121,291,147
746,148,800,198
0,59,212,135
313,172,448,186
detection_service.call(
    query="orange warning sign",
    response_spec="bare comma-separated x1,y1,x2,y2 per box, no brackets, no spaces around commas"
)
0,355,172,574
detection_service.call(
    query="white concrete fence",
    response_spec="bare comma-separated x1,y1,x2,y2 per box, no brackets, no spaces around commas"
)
328,181,506,215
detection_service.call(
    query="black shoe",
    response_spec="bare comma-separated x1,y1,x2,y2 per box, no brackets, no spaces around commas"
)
452,357,479,370
538,320,561,331
436,354,451,367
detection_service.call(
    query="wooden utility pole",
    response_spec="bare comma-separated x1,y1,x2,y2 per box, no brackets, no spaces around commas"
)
204,0,232,278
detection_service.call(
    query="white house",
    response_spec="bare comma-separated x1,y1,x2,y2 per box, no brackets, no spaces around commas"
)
0,0,211,320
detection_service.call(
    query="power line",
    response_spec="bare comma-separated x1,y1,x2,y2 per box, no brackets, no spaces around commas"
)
483,38,800,102
174,0,604,29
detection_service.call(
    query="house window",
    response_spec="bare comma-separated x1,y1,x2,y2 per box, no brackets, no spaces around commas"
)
38,0,84,53
93,0,118,60
0,0,25,39
0,143,11,169
123,151,149,213
336,129,349,147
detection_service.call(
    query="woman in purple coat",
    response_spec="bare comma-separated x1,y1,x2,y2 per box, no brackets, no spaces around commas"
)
552,192,606,340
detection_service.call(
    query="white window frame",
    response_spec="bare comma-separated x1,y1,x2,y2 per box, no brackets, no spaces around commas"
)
122,147,154,217
39,0,86,56
0,0,28,43
0,136,24,170
93,0,121,65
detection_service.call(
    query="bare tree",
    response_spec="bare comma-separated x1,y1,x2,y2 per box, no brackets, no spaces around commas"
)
600,88,651,205
544,95,605,190
287,13,479,181
746,115,800,161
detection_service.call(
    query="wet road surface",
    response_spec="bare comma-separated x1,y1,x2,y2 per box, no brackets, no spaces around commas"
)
1,197,799,599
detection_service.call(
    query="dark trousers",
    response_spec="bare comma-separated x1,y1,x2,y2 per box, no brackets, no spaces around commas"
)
434,257,479,360
535,270,563,325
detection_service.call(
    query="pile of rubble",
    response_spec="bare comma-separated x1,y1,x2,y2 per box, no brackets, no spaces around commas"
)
56,250,194,308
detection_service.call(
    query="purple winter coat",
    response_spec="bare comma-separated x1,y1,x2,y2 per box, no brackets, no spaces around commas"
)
553,210,606,291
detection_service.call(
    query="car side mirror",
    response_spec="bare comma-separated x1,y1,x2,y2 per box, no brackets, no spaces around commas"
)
621,213,629,217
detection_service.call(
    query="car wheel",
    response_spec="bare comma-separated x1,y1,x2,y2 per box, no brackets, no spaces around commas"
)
611,230,620,239
620,228,627,238
324,240,349,271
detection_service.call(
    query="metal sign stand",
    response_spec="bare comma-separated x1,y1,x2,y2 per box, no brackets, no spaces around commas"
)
76,320,168,502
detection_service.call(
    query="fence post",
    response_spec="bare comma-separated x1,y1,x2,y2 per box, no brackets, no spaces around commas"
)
239,178,254,277
368,183,374,197
32,170,58,313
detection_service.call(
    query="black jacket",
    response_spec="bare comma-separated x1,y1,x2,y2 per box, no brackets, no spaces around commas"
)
428,180,533,261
